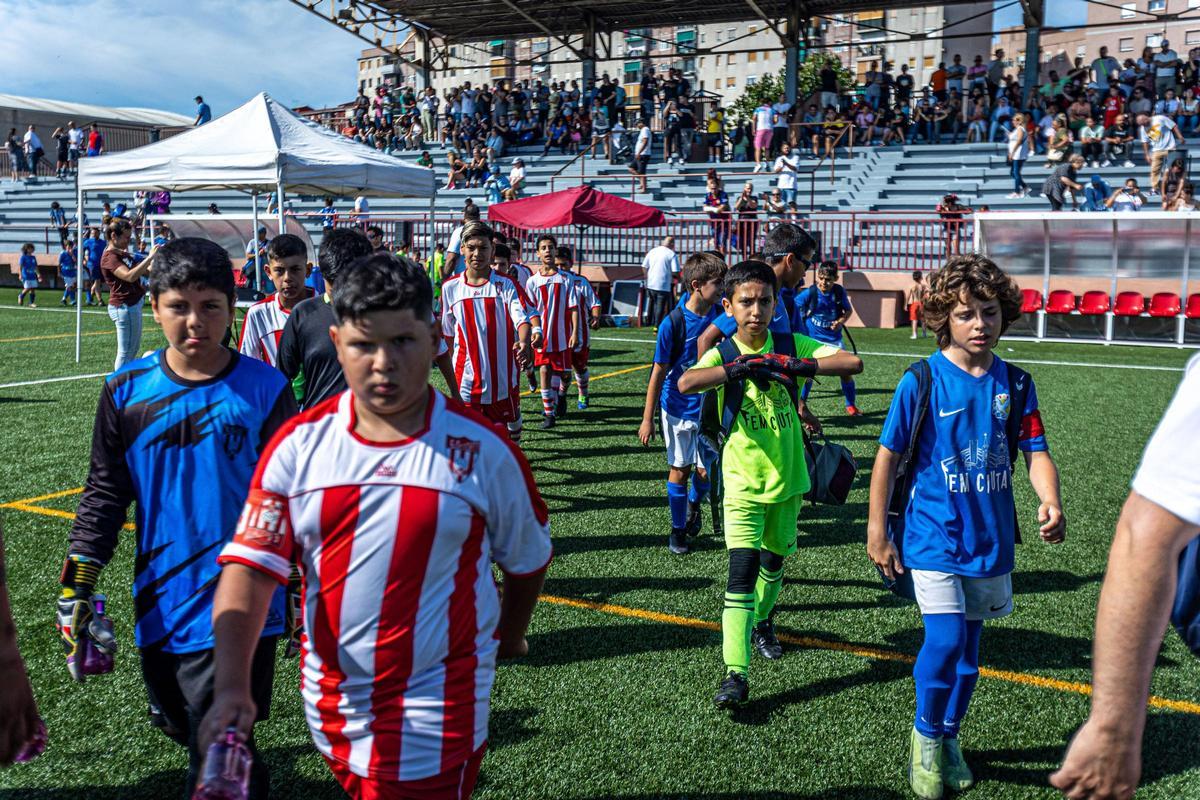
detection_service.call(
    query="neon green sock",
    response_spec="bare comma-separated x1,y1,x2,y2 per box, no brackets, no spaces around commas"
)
722,591,755,673
754,566,785,623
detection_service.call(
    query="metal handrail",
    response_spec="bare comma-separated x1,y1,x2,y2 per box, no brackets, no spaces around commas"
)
551,138,600,182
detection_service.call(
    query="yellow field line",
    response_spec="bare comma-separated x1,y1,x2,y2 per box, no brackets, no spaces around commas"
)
2,501,133,531
538,594,1200,716
0,330,113,344
1,487,84,507
520,363,651,397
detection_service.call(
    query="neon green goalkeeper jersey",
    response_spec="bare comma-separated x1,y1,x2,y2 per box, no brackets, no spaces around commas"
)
693,332,838,503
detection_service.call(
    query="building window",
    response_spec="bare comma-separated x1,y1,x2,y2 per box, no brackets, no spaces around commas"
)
700,56,706,67
1149,0,1166,10
1188,30,1200,44
727,76,737,88
716,30,723,42
715,54,722,66
1120,2,1135,17
727,53,737,64
749,51,757,62
1119,37,1134,52
924,55,935,68
747,74,758,86
1076,44,1086,57
1147,33,1163,47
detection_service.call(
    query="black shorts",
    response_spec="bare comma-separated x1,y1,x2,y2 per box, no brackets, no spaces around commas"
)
630,154,649,174
141,636,278,797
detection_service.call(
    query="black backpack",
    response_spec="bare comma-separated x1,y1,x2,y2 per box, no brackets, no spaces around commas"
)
881,358,1031,599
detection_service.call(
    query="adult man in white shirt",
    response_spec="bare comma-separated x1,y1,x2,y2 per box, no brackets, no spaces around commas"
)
945,54,967,96
770,94,792,158
1136,112,1183,194
23,125,43,176
641,236,679,327
1153,40,1179,99
1051,354,1200,800
353,195,370,221
752,101,775,172
1091,46,1119,91
627,120,652,194
773,142,800,206
66,121,82,173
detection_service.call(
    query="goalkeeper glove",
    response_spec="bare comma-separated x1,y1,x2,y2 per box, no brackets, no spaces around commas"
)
57,555,118,683
284,564,304,659
723,353,819,390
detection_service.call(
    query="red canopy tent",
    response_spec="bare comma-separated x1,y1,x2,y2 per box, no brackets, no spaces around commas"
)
486,184,665,230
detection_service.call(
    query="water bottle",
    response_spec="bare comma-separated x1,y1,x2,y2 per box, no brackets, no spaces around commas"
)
13,718,47,763
192,728,252,800
82,594,116,676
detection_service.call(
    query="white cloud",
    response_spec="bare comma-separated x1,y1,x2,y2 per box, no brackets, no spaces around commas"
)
0,0,369,117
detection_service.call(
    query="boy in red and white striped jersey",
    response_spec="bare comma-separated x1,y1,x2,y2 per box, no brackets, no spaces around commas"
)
555,246,603,410
524,234,580,429
238,234,315,367
202,252,551,800
442,222,535,442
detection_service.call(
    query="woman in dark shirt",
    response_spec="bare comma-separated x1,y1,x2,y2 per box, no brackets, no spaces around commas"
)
101,217,156,369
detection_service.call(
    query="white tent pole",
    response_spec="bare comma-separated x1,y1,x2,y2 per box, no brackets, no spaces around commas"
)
428,193,436,258
251,190,261,291
75,185,84,363
276,178,285,234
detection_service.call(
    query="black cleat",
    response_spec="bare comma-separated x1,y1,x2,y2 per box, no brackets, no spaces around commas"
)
556,393,568,418
539,414,556,430
713,670,749,709
668,527,689,555
685,500,703,538
751,619,783,660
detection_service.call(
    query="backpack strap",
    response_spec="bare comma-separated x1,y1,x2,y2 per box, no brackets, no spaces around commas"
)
887,359,933,527
700,337,745,449
1005,361,1032,544
666,307,687,368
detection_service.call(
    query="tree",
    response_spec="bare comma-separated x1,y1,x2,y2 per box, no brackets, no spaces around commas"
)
730,55,856,122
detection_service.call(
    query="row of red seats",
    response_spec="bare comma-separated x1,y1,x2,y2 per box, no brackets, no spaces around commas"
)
1021,289,1200,318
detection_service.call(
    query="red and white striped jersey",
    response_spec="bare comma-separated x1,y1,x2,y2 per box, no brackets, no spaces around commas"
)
441,272,532,405
510,261,533,288
219,389,551,782
524,270,578,353
566,272,601,350
238,289,316,367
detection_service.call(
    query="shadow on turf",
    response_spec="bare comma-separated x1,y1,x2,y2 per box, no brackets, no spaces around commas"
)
555,791,905,799
544,574,716,602
523,621,713,667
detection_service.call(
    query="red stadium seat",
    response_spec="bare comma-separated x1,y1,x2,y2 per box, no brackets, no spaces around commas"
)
1114,291,1146,317
1079,291,1111,316
1020,288,1043,313
1148,292,1182,318
1045,290,1077,314
1188,294,1200,319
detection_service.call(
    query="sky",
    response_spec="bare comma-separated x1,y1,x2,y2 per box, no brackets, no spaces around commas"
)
994,0,1088,31
0,0,369,117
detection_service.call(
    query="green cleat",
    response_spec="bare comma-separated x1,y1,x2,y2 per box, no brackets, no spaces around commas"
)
939,738,974,791
909,727,944,799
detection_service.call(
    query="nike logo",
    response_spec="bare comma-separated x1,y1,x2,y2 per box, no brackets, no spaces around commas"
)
990,603,1008,612
1016,380,1026,391
938,408,965,418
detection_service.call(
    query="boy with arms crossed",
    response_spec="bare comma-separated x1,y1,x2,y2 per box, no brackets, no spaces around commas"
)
679,260,862,708
867,255,1065,799
200,253,551,800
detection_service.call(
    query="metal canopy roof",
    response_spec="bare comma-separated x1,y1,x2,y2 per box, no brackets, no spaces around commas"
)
368,0,1002,42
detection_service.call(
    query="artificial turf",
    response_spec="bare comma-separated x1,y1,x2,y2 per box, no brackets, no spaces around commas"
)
0,288,1197,799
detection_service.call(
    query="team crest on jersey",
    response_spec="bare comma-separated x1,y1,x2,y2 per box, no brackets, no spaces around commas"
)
992,393,1011,421
237,492,289,549
222,423,248,458
446,435,481,482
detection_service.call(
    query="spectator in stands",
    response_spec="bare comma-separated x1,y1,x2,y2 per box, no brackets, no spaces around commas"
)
936,193,971,253
965,103,987,143
752,98,775,172
771,93,792,158
1042,153,1086,211
1093,46,1120,92
884,104,911,146
1137,111,1184,195
1154,40,1180,98
946,54,967,98
1046,116,1073,165
764,189,787,218
66,120,81,175
1082,174,1113,211
864,61,883,108
854,104,876,145
641,236,678,327
819,61,840,111
702,176,731,249
1154,88,1181,119
445,155,467,190
930,62,948,103
1105,177,1145,211
51,126,70,179
501,158,526,201
23,125,43,178
629,119,651,194
194,95,212,126
774,142,800,206
49,201,68,245
208,203,221,214
986,95,1014,143
6,128,23,180
894,64,915,108
1006,113,1032,198
1129,86,1153,118
1103,114,1135,167
1168,181,1196,210
734,182,759,256
1181,89,1200,133
86,124,104,157
987,49,1006,99
1159,158,1187,207
1080,117,1105,167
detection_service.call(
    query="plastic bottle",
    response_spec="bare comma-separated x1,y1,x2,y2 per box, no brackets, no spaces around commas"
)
82,594,116,676
192,728,252,800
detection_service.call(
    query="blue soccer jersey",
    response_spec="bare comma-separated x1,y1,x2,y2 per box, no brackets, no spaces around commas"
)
795,285,851,344
59,249,77,279
653,304,720,420
82,237,106,277
879,351,1048,578
70,351,295,653
19,254,38,282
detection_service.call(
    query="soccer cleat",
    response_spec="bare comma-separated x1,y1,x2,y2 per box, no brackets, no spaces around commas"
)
713,670,749,709
577,396,588,410
751,619,783,660
909,728,944,800
539,414,555,430
939,739,974,791
846,405,863,417
668,527,689,555
685,500,703,538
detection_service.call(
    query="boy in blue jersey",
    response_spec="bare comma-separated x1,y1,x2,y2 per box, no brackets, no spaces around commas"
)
81,227,107,306
58,237,296,799
795,261,861,416
59,239,77,305
17,243,39,307
867,254,1065,799
638,252,726,555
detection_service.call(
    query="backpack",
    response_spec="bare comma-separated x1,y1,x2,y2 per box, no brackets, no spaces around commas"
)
1172,536,1200,657
880,358,1031,599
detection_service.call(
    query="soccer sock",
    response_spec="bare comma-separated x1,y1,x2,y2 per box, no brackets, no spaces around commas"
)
722,548,759,674
688,473,710,505
913,613,967,739
942,619,983,739
507,417,523,444
800,379,813,401
753,550,786,623
577,368,589,398
666,480,688,529
551,374,563,395
540,389,555,416
842,378,857,407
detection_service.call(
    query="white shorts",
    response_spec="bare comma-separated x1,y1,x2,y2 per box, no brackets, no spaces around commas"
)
911,569,1013,621
22,279,38,289
661,409,714,470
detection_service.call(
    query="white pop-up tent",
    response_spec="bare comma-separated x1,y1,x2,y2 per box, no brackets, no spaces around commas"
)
72,91,437,361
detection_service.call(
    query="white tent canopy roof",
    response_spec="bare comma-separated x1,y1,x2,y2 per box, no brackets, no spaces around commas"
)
76,92,437,198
